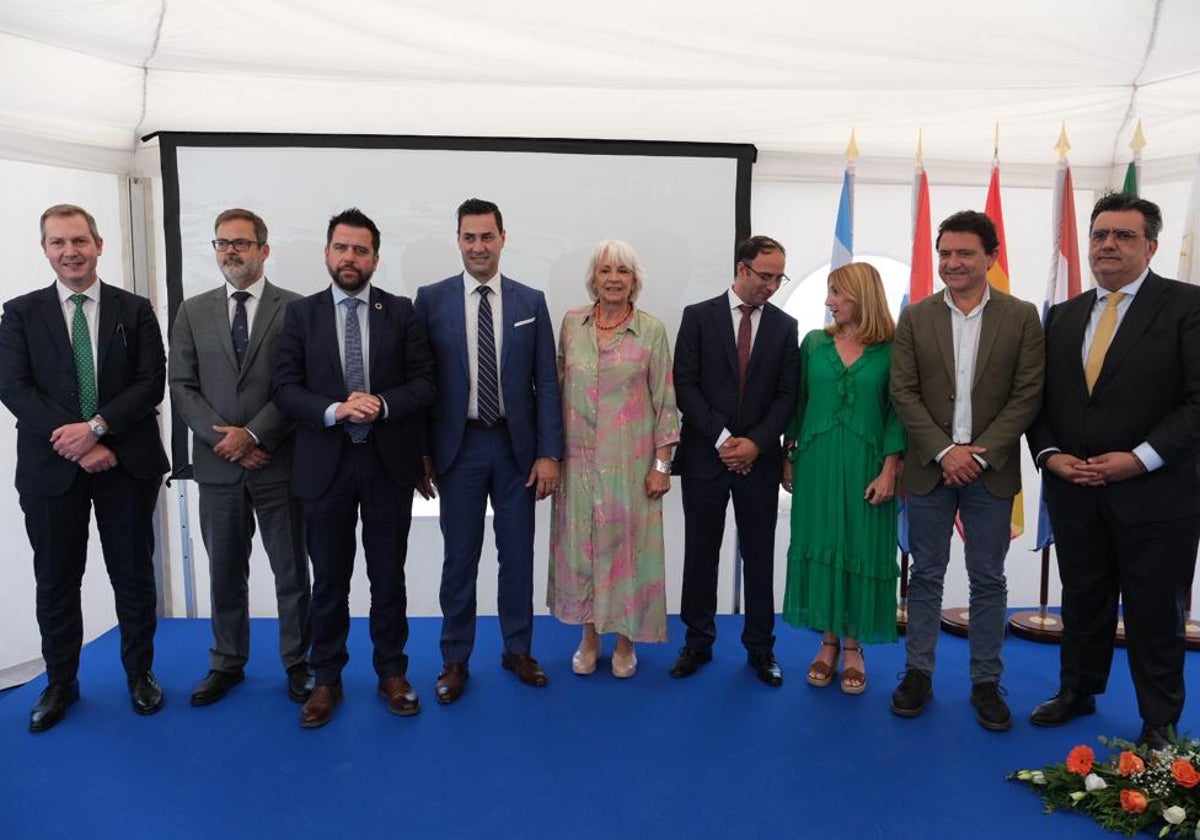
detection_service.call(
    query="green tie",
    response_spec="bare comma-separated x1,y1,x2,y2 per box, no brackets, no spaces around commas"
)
70,293,97,419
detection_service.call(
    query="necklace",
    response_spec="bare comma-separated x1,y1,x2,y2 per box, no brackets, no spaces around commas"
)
594,301,633,330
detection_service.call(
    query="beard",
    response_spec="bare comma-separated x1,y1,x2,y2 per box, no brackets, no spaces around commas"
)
220,256,260,287
328,262,373,293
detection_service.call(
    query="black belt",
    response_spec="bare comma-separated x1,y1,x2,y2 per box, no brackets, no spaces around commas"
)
466,418,507,430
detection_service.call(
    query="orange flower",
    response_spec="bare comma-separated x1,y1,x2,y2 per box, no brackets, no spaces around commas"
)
1172,759,1200,788
1117,751,1146,776
1120,790,1148,814
1066,745,1095,775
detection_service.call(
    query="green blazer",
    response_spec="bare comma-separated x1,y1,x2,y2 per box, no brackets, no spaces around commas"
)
889,286,1044,497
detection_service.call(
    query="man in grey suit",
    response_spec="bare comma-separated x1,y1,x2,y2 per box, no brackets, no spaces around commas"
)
889,210,1044,731
169,208,313,706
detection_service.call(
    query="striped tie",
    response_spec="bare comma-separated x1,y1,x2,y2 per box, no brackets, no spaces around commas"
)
342,297,369,443
476,286,500,426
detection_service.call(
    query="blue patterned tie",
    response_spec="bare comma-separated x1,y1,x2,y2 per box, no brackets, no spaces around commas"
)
231,291,250,368
70,294,97,419
342,297,369,443
476,286,500,426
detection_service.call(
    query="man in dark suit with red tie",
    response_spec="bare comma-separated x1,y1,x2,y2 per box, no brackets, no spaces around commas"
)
670,235,798,685
273,208,436,728
1028,193,1200,749
0,204,170,731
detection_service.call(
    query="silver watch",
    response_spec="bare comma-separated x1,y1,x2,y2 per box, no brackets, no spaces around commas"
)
88,417,108,438
653,458,672,475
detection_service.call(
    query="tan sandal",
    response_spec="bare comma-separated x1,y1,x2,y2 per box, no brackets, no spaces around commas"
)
840,643,867,695
806,639,840,688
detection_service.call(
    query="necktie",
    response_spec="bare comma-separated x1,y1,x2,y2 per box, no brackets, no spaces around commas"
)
476,286,500,425
737,303,755,393
231,290,250,368
1084,292,1125,394
70,293,97,419
341,297,369,442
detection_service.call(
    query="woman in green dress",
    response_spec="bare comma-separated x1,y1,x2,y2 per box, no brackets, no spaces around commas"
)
781,262,904,694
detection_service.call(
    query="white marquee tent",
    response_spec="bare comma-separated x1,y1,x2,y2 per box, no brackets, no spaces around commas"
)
1,0,1199,686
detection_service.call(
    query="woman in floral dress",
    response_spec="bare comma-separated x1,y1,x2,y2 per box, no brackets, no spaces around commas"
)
548,240,679,679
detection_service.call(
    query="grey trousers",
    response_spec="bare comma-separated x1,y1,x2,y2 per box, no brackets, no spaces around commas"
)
904,479,1012,685
198,475,311,673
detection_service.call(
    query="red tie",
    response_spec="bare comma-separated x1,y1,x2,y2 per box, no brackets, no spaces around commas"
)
737,304,754,392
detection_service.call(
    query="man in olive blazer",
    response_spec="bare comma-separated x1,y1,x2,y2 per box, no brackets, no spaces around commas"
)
889,210,1043,731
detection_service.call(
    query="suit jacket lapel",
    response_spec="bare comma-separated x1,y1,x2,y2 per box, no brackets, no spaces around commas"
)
972,295,1002,390
1093,273,1166,395
319,289,343,389
205,287,240,373
367,286,384,380
498,276,516,379
1062,290,1096,399
929,301,955,385
453,275,469,379
239,281,279,377
747,303,776,381
716,294,739,381
36,284,73,365
96,282,120,373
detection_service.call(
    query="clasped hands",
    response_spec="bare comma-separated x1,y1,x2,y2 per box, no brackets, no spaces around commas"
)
720,436,759,475
940,444,987,488
335,391,382,425
50,422,116,474
212,424,272,470
1045,451,1144,486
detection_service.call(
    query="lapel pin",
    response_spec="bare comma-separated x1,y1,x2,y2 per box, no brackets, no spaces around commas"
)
374,302,383,310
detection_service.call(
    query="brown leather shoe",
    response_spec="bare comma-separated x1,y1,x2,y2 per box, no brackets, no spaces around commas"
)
501,653,548,688
378,674,420,716
299,683,343,728
435,662,469,705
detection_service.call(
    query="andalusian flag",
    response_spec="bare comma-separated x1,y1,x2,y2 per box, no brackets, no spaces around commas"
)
1123,119,1145,197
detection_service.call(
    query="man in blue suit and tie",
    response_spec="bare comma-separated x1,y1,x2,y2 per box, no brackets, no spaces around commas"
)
274,208,436,728
415,198,563,704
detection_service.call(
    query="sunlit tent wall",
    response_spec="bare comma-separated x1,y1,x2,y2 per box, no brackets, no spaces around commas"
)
2,0,1199,686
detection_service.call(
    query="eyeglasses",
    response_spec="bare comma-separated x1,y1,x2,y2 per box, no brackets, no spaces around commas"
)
211,238,263,253
1089,229,1141,244
741,261,791,286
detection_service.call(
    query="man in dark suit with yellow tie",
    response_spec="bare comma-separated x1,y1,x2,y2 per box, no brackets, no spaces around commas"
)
0,204,170,731
1028,193,1200,749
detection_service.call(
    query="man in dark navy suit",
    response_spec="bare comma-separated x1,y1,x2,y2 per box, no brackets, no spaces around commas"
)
0,204,170,731
1028,193,1200,749
274,208,436,728
670,235,798,686
415,198,563,704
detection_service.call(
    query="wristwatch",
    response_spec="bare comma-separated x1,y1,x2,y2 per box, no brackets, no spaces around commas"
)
88,416,108,438
653,458,672,475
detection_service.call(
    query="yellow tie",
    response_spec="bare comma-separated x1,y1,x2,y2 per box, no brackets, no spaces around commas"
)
1084,292,1125,394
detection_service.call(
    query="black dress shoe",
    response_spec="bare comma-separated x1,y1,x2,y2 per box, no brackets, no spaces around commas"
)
501,653,548,687
1029,688,1095,727
189,670,244,707
669,647,712,679
748,651,783,687
970,681,1012,731
286,664,315,703
29,680,80,733
1138,723,1173,751
891,669,932,717
129,672,164,716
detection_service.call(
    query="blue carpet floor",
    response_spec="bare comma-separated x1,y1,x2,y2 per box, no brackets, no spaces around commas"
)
2,615,1196,839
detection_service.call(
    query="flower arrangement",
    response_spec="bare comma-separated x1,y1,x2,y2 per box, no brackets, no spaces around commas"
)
1010,734,1200,837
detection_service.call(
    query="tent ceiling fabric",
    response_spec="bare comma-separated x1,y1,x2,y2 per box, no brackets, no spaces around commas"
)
1,0,1198,176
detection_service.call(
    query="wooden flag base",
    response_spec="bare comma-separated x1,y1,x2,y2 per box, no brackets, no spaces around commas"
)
940,606,970,637
1009,608,1064,642
896,603,907,635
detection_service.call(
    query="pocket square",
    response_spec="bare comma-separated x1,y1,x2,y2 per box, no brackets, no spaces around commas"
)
513,317,535,327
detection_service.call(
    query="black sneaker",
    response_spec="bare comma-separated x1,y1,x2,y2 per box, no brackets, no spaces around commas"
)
970,681,1012,731
891,669,932,717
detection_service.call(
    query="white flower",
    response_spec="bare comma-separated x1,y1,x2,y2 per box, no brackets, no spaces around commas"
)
1084,773,1107,791
1162,805,1186,825
1031,771,1047,785
1069,791,1087,803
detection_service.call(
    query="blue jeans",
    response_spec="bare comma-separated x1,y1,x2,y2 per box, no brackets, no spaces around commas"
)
905,479,1012,684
